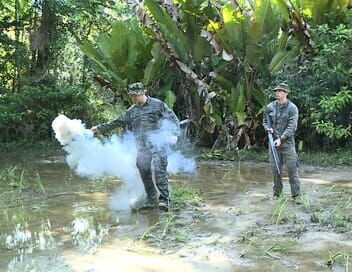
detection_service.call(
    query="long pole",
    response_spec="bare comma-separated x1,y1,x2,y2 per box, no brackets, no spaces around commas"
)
266,113,281,175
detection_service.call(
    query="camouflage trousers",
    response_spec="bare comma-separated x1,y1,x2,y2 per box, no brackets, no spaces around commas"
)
269,144,301,197
136,148,169,202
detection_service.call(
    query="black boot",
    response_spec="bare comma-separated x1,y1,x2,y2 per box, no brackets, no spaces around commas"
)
158,198,169,211
139,196,158,210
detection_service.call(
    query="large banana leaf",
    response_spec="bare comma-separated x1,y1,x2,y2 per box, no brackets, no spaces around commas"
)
268,38,300,73
252,87,267,108
81,41,126,85
253,0,278,40
246,0,279,64
217,81,246,125
221,4,247,53
216,76,235,91
192,35,212,62
164,90,176,109
97,33,118,71
232,83,246,114
111,21,129,65
299,0,350,26
271,0,290,20
143,43,166,84
144,0,189,62
81,18,156,87
176,0,214,60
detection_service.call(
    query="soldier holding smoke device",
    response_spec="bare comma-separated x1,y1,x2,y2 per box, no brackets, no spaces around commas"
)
91,82,180,211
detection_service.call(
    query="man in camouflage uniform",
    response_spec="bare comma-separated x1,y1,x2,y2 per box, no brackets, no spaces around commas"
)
263,83,301,199
91,82,180,211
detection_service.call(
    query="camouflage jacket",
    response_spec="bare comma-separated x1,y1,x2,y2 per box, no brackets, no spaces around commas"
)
263,100,299,145
97,97,180,147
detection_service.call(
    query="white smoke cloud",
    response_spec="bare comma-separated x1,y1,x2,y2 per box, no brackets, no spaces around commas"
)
148,119,196,174
52,114,196,211
167,151,196,174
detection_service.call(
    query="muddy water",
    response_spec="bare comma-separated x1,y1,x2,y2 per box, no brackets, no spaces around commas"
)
0,150,351,272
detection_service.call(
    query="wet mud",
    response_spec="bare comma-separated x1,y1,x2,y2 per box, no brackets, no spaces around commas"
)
0,152,351,271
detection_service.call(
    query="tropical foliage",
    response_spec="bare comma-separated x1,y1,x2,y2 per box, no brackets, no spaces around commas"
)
270,22,352,148
82,0,352,149
0,0,351,150
0,0,122,141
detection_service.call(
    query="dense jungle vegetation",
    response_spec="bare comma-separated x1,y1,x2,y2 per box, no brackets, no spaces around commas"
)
0,0,351,153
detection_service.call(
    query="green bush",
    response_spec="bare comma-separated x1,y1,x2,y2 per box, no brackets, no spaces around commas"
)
0,83,97,142
267,23,352,149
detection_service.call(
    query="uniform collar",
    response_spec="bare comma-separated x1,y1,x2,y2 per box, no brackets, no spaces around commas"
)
145,96,151,104
142,96,150,107
276,99,289,108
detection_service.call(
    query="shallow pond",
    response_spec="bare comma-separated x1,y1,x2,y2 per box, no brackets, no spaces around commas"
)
0,150,351,271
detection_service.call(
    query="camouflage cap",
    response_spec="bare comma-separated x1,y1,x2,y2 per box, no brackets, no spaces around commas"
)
274,82,290,93
128,82,147,95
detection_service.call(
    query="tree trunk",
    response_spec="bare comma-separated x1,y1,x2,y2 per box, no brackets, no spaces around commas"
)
30,0,57,77
13,0,21,92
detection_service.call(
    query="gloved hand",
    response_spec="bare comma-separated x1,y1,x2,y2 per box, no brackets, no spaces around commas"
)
274,138,281,147
266,127,274,134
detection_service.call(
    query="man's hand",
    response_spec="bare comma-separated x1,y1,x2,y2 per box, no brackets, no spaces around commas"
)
170,136,178,145
91,126,98,134
274,138,281,147
266,128,274,134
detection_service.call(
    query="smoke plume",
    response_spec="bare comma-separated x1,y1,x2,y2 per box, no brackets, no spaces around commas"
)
52,114,195,210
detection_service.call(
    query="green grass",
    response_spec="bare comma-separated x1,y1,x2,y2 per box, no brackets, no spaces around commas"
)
139,212,178,243
170,186,203,209
0,139,59,153
300,192,311,212
327,252,350,271
139,221,163,242
0,165,45,193
196,148,268,162
309,188,352,232
196,147,352,166
260,242,297,259
271,194,289,225
299,149,352,166
139,186,202,243
239,233,297,260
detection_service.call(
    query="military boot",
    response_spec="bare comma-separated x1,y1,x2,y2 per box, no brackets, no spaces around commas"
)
158,198,170,211
139,197,158,210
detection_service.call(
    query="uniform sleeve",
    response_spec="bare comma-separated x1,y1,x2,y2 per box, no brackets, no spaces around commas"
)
282,104,298,138
263,103,272,130
161,103,180,136
263,106,270,130
96,108,131,134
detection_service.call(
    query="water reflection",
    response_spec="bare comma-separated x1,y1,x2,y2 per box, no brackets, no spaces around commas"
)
70,216,108,252
0,154,351,271
5,223,33,250
3,219,55,272
0,191,163,271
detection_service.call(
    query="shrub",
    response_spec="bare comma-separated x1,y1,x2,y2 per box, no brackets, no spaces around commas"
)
0,83,97,142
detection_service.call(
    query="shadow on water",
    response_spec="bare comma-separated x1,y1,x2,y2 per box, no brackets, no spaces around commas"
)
0,150,351,271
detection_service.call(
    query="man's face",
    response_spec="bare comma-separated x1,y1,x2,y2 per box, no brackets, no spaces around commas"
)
275,89,288,100
131,94,144,104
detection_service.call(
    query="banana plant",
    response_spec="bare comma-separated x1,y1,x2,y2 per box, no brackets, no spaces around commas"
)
81,18,167,105
141,0,219,141
290,0,351,27
205,1,281,147
80,0,352,148
142,0,214,97
138,0,300,148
